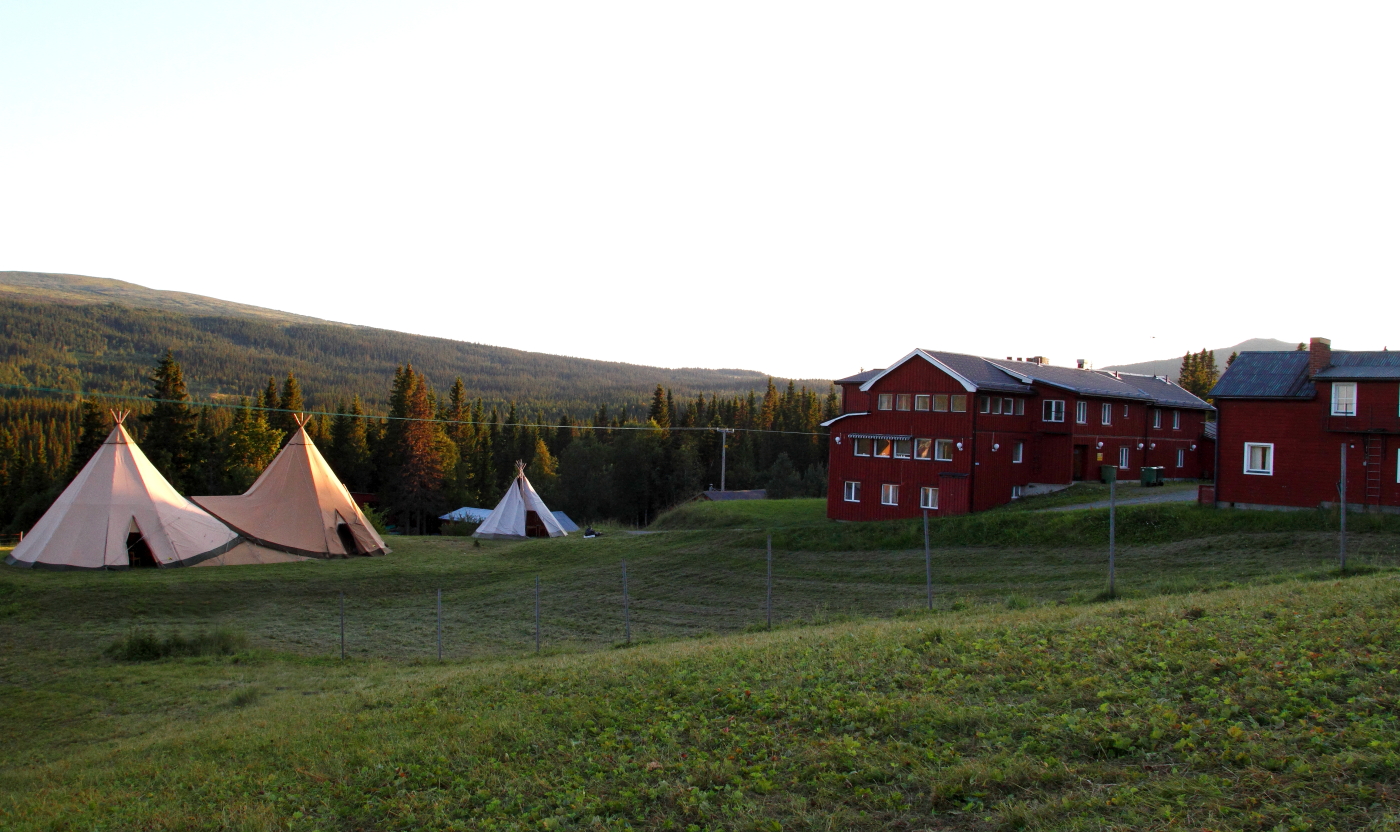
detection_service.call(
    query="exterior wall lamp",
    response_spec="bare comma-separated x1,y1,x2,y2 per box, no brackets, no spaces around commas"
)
956,441,964,451
1096,441,1104,449
992,443,1000,452
1137,443,1145,450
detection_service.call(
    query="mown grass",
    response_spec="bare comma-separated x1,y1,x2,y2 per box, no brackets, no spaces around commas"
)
987,480,1198,512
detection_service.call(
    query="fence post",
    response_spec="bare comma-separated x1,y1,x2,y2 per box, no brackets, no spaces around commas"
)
534,576,541,653
436,588,442,661
766,533,773,631
622,559,631,644
923,509,932,611
1108,477,1117,598
339,591,345,660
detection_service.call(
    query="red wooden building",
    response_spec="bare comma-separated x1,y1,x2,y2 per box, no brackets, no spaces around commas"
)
824,349,1214,521
1209,338,1400,512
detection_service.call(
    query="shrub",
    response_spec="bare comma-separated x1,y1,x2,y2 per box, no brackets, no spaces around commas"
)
441,520,481,537
104,628,248,661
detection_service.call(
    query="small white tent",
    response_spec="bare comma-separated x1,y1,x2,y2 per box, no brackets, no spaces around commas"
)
473,463,568,540
6,414,246,570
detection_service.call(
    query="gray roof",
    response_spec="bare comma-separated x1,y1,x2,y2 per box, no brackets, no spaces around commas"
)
1312,351,1400,380
985,358,1155,401
1110,373,1214,410
1208,351,1314,399
922,351,1035,394
835,369,882,384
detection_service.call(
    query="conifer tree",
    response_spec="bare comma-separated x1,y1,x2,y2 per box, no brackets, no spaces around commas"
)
258,377,279,411
276,373,304,438
1227,351,1239,368
223,399,283,492
142,350,196,491
67,401,108,478
648,385,670,429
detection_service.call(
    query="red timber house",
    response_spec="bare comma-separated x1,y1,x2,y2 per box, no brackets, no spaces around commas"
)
823,349,1214,520
1208,338,1400,512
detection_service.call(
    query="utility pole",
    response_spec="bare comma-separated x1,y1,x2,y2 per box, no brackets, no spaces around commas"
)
718,428,735,491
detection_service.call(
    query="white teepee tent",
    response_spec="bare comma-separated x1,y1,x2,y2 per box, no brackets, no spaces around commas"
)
193,415,388,557
473,462,568,540
5,414,244,570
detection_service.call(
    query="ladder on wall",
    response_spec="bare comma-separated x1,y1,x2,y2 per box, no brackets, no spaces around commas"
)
1364,434,1384,507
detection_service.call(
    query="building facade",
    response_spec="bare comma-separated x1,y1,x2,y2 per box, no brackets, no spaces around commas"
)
1209,338,1400,512
824,349,1214,521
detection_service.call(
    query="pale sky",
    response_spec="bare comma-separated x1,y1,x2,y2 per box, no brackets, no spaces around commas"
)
2,2,1396,380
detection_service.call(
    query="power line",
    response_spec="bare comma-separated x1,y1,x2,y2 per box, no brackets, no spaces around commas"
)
0,382,829,437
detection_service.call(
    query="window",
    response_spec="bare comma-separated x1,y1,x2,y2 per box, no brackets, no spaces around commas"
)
933,394,949,412
853,437,873,456
934,439,955,461
1076,401,1087,424
1012,441,1024,463
1014,399,1024,416
1153,409,1162,429
1123,404,1130,418
1244,443,1273,475
914,438,932,460
874,438,893,458
1118,446,1130,468
1101,403,1112,425
980,396,991,413
994,398,1005,415
1172,410,1181,430
877,393,893,411
914,394,930,411
1004,398,1014,415
893,439,912,459
1331,383,1357,416
920,486,938,509
1176,448,1185,468
896,394,911,411
1043,400,1065,422
1011,485,1023,500
950,395,968,412
881,483,900,505
844,481,861,502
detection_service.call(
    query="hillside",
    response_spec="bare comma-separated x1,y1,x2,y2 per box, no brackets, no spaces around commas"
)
0,271,826,411
1102,338,1298,381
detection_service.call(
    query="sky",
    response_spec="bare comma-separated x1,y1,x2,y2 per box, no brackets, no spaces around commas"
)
2,2,1396,381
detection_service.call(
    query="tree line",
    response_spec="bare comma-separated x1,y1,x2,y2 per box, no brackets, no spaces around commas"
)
0,353,837,534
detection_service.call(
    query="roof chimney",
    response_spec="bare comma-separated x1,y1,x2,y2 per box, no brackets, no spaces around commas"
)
1308,337,1332,377
1076,359,1086,369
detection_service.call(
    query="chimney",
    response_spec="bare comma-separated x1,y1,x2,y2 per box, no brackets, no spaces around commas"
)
1076,359,1086,369
1308,337,1332,377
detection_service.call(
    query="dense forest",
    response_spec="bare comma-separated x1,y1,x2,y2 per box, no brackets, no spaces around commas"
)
0,353,838,534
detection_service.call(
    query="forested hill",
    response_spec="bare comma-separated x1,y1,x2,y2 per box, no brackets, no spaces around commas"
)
0,272,827,412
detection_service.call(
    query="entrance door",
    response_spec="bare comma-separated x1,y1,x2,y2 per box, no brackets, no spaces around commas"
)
1072,446,1086,481
126,520,158,568
524,511,548,538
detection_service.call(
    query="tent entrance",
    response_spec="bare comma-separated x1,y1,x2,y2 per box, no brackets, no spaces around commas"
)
335,522,361,555
524,511,549,538
126,522,158,568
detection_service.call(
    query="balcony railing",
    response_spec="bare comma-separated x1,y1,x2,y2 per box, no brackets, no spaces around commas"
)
1324,406,1400,433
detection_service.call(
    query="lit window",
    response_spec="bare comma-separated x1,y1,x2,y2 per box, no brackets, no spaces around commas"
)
914,395,930,411
1244,443,1273,475
874,438,893,458
896,394,911,411
933,395,949,412
920,486,938,509
1011,485,1023,500
1012,442,1023,463
877,393,893,411
852,437,873,457
893,439,912,459
1014,399,1024,416
1076,401,1087,424
934,439,955,461
1153,410,1162,429
1043,400,1065,422
1172,410,1181,430
844,481,861,502
881,483,899,506
1118,446,1129,468
980,396,991,413
950,395,968,413
1101,403,1112,425
1176,448,1185,468
1331,383,1356,416
914,438,932,460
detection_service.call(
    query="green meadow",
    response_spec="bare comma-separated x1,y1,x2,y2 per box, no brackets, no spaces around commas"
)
3,500,1400,830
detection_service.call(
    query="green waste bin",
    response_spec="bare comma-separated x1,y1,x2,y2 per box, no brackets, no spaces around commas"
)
1101,464,1117,484
1140,466,1155,487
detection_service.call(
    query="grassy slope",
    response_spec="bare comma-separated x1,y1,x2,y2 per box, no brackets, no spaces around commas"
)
3,503,1400,830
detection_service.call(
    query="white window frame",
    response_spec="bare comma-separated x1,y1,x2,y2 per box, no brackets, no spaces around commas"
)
895,393,911,411
892,439,912,459
844,481,861,502
932,394,949,412
1172,410,1181,430
1014,399,1024,416
980,395,991,413
874,438,893,458
1123,404,1130,418
852,437,872,457
1152,409,1161,429
1331,383,1357,416
914,394,930,411
950,395,968,413
1043,400,1065,423
877,393,894,411
992,398,1003,415
934,439,955,462
880,483,899,506
1118,446,1130,469
1075,401,1087,424
914,438,932,460
1012,441,1023,463
1244,442,1274,476
920,486,938,509
1011,485,1023,500
1176,448,1185,468
1101,403,1112,425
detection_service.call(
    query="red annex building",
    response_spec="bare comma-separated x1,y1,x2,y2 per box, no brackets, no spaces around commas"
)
824,349,1214,520
1209,338,1400,513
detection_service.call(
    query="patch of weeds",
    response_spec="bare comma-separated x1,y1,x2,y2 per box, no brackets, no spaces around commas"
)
1182,606,1206,620
227,686,264,707
104,628,249,661
1005,594,1031,610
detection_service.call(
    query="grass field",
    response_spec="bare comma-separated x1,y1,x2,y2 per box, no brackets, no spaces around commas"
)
3,500,1400,829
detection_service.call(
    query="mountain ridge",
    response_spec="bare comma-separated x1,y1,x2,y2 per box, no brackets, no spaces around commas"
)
1101,338,1299,381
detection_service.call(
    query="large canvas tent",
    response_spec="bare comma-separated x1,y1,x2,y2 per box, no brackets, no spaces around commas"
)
5,414,245,570
194,415,388,558
473,463,568,540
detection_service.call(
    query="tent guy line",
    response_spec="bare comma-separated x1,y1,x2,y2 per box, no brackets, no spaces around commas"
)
0,382,829,437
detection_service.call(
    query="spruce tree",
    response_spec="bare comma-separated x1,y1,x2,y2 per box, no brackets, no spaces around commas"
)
142,350,196,491
67,401,108,478
276,372,305,438
1227,351,1239,368
223,399,283,492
